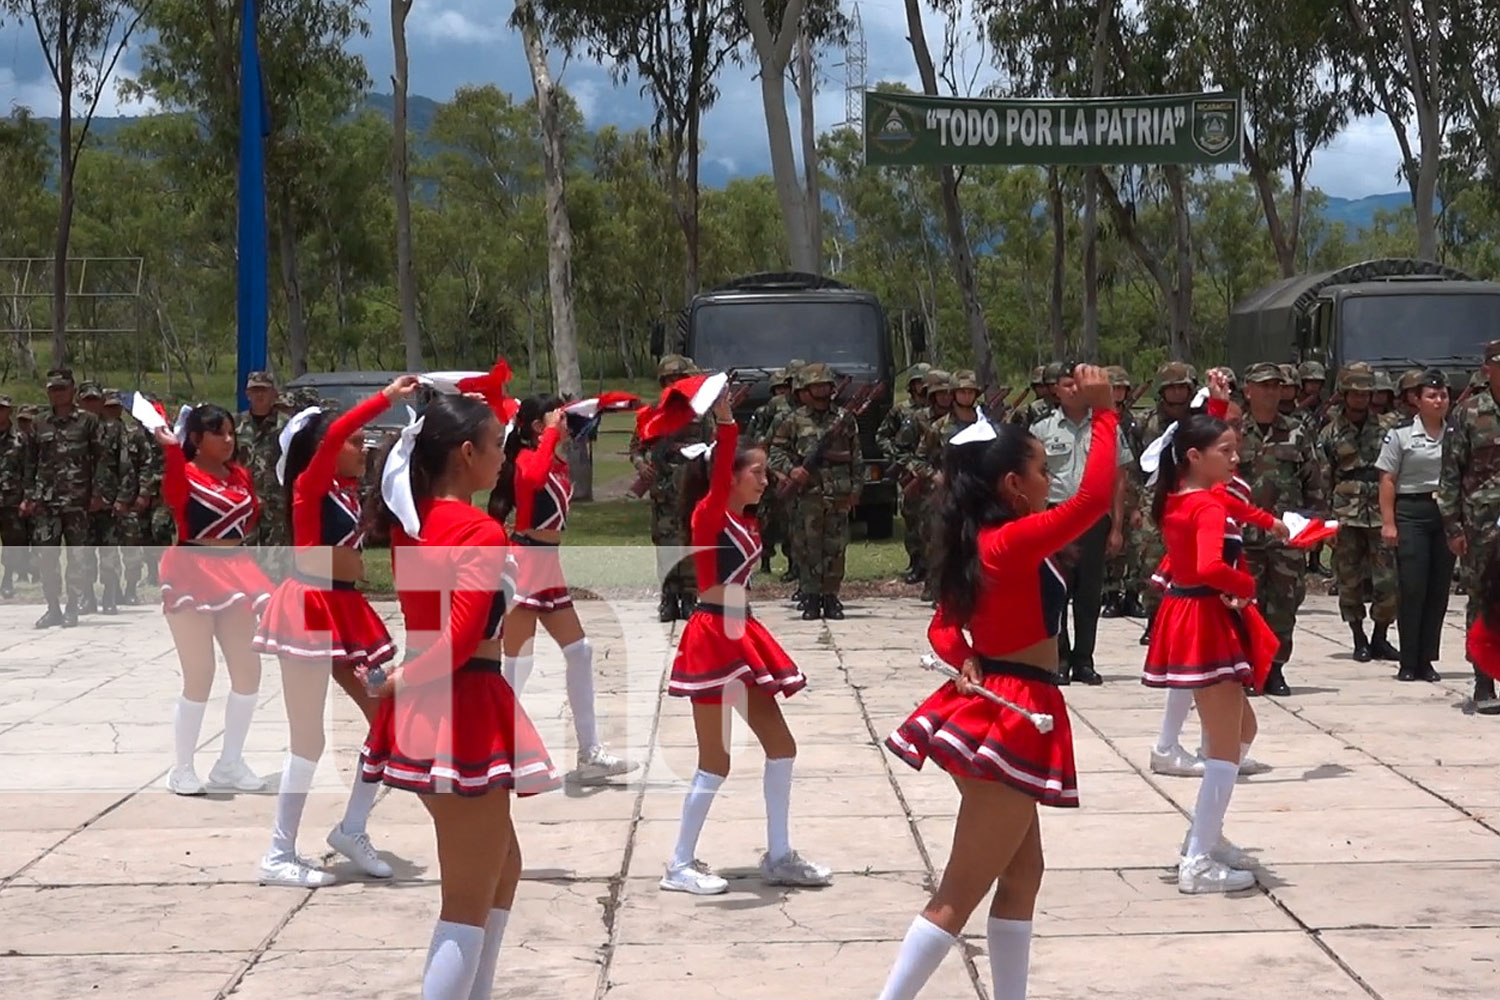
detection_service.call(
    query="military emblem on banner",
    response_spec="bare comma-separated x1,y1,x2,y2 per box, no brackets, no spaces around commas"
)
1191,97,1239,157
869,101,920,156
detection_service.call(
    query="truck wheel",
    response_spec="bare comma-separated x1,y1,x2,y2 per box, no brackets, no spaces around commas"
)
863,504,895,540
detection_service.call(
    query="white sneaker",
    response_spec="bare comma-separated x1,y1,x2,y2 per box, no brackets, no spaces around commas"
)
1238,755,1272,776
259,852,337,888
327,824,393,878
760,849,833,887
1150,743,1205,777
660,859,729,895
1177,853,1256,894
208,758,267,792
571,745,638,785
1179,832,1257,869
166,764,205,796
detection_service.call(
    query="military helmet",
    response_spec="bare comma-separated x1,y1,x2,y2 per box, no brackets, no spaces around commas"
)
1041,362,1067,386
796,362,837,390
657,354,700,379
1244,362,1284,384
951,369,980,390
0,394,12,408
1207,365,1237,388
78,380,103,400
1156,361,1196,389
18,404,38,420
903,362,932,386
103,388,124,407
293,387,321,408
1336,362,1376,393
1397,368,1425,394
1029,365,1046,386
1371,370,1395,394
924,369,953,392
1105,365,1131,388
1277,363,1298,386
770,367,789,388
1297,361,1327,383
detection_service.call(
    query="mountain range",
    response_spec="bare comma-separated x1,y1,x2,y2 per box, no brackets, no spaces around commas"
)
35,92,1411,233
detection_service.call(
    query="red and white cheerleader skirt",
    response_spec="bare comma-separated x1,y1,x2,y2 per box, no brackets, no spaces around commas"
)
1142,586,1277,692
886,659,1078,808
669,603,807,702
505,535,573,613
253,572,396,669
158,543,273,615
360,657,561,797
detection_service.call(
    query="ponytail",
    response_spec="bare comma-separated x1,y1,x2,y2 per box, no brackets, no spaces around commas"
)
279,411,333,529
488,394,562,523
932,424,1033,623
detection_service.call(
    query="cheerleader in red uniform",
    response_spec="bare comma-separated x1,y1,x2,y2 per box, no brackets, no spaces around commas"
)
155,406,273,796
660,391,826,895
877,365,1118,1000
488,395,635,785
360,392,561,1000
1141,394,1270,895
251,374,419,887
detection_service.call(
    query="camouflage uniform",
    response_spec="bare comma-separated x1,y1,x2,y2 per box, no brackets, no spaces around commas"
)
631,355,715,621
0,395,27,594
27,369,108,623
114,391,156,601
1395,369,1425,421
1294,361,1328,432
78,382,130,612
1438,342,1500,703
747,365,799,574
898,370,952,602
1012,362,1063,429
1240,362,1327,690
1370,369,1396,418
877,363,930,579
1104,366,1142,613
1135,362,1198,622
15,406,37,578
1318,364,1398,653
769,363,864,619
235,372,287,569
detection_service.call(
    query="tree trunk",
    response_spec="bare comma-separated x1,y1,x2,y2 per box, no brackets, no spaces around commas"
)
682,129,702,303
276,185,309,377
391,0,423,369
1047,167,1066,359
51,13,74,368
1396,0,1441,260
1081,0,1114,359
798,26,823,274
902,0,994,385
744,0,816,273
1166,165,1193,360
1245,146,1297,277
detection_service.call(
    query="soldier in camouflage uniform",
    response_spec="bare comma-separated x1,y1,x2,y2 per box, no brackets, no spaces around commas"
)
769,362,864,620
1241,362,1328,696
0,394,26,597
1134,362,1198,639
1319,363,1400,663
897,369,952,602
631,355,716,621
76,381,130,614
925,369,989,445
111,391,155,604
1012,362,1063,429
877,363,930,583
1370,370,1395,418
235,371,287,575
15,405,37,581
1103,366,1143,617
25,368,108,628
1396,369,1425,421
747,364,800,574
1294,361,1327,429
1438,339,1500,711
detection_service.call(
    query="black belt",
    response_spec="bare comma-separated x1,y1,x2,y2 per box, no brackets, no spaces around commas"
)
398,651,504,675
977,658,1059,686
512,534,559,548
1168,585,1218,598
291,569,357,591
696,602,751,618
1396,492,1436,501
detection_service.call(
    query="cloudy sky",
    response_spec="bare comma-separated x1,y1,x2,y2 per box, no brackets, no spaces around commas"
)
0,0,1407,199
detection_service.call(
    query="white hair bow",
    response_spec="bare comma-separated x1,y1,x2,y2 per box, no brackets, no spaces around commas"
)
680,441,715,461
1139,421,1179,486
951,418,998,446
380,413,426,540
1191,386,1210,409
173,405,193,445
275,406,322,485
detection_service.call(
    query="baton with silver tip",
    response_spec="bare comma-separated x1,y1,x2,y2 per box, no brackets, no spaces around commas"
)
918,654,1056,734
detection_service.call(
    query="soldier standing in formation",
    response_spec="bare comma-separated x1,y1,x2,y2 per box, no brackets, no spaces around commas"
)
877,363,930,584
1294,362,1327,430
748,363,802,576
1240,363,1326,696
926,369,988,443
25,368,106,629
110,389,155,604
0,394,26,597
235,371,287,575
1439,340,1500,713
1395,370,1424,421
1135,362,1197,643
1371,372,1396,418
769,363,863,621
1319,364,1400,662
77,381,129,615
896,369,950,603
1103,366,1144,618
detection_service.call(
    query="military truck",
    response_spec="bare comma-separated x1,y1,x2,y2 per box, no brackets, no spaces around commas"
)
1228,258,1500,382
652,272,911,539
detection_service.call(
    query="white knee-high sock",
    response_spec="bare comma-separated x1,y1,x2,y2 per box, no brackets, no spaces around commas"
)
269,753,318,860
218,690,259,763
986,918,1033,1000
877,916,956,1000
422,919,486,1000
1156,688,1195,753
561,638,600,750
339,772,380,835
1185,758,1239,859
502,654,534,697
174,697,208,768
465,908,510,1000
763,757,794,861
670,769,725,868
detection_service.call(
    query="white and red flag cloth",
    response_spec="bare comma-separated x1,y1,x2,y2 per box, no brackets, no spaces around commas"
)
1282,512,1339,549
420,359,520,425
634,372,729,443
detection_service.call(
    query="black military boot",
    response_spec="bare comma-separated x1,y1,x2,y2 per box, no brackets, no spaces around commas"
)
1073,659,1104,685
101,580,119,616
1473,673,1500,714
901,558,922,585
801,594,823,620
0,570,12,599
657,589,679,623
78,586,97,615
1370,624,1399,661
1351,622,1372,663
1138,610,1155,647
1100,592,1122,618
1264,664,1291,697
1395,659,1421,682
760,552,774,574
34,603,64,629
822,594,845,621
1055,659,1073,686
678,593,697,620
1120,591,1145,619
61,603,79,628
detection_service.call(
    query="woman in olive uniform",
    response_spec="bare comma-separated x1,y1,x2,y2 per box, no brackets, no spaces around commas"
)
1377,369,1453,683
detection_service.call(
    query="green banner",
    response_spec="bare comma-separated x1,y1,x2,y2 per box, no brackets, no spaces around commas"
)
863,91,1242,167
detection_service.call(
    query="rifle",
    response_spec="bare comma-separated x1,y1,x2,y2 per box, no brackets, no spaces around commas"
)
983,384,1011,420
1124,381,1152,409
777,381,885,498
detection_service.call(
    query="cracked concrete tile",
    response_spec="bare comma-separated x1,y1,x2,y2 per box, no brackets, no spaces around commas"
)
0,953,249,999
1266,861,1500,930
1317,929,1500,999
230,945,601,999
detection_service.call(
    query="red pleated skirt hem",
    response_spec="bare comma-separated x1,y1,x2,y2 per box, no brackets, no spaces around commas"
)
668,609,806,702
1141,593,1261,690
252,578,396,668
158,546,273,615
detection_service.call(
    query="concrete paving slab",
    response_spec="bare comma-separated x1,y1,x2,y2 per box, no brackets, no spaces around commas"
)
0,954,247,1000
1266,861,1500,930
228,946,602,1000
0,883,292,954
1319,929,1500,1000
627,813,925,878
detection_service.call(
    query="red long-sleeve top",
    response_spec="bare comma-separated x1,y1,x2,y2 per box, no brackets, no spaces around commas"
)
162,444,258,542
1156,490,1257,600
928,407,1119,667
391,499,510,687
1152,477,1275,585
690,421,758,591
291,392,389,549
511,426,572,532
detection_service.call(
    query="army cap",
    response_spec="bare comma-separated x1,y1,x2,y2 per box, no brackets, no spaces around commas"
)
245,370,277,389
78,380,103,400
45,367,74,388
0,394,11,408
924,368,953,391
1397,368,1425,393
18,404,37,419
1041,362,1068,385
1029,365,1045,385
796,362,837,389
903,362,932,386
1414,368,1449,390
657,354,701,379
1297,360,1327,382
951,369,980,390
1372,370,1394,394
103,388,123,406
1336,362,1376,392
1155,361,1195,388
293,387,321,407
1244,362,1285,384
1105,365,1131,387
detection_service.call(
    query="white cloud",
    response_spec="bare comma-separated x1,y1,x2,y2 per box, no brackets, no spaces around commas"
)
0,43,158,119
409,7,508,46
